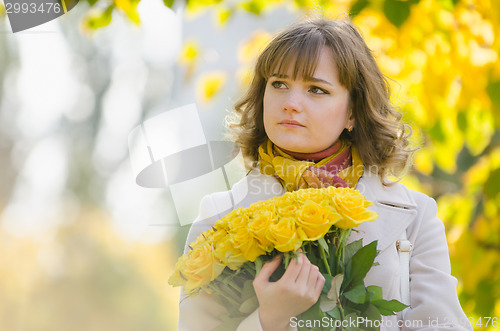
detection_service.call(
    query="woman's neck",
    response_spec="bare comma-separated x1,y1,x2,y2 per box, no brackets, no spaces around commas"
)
278,140,342,162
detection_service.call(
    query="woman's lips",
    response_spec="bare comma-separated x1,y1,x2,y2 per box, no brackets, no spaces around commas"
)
279,120,304,128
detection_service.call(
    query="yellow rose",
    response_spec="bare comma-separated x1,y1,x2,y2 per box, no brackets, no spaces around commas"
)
168,254,189,287
331,188,378,229
228,214,250,231
230,227,266,262
293,188,325,204
248,211,275,251
214,209,238,231
278,204,299,217
177,242,225,294
244,204,259,213
274,194,295,208
267,217,302,252
296,200,342,241
208,228,227,244
188,228,213,250
214,235,247,270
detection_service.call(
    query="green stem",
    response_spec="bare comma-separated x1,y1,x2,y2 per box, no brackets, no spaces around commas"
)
318,244,332,276
208,283,241,307
335,229,352,267
242,262,256,278
338,303,345,328
226,279,243,296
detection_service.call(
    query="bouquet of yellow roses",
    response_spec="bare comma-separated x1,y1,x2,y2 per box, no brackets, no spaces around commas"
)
169,186,407,331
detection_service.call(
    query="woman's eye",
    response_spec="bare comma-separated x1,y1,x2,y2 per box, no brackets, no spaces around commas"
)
271,81,287,89
310,86,328,94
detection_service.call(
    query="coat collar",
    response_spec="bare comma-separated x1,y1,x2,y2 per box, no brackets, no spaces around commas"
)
349,171,417,251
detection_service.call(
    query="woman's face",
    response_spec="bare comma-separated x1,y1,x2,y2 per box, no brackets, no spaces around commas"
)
263,47,352,154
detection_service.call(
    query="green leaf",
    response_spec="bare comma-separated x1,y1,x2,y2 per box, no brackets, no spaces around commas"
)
349,0,369,18
322,274,333,294
163,0,175,7
318,237,329,255
328,241,338,274
484,168,500,199
241,0,264,15
457,111,467,132
487,80,500,107
254,256,263,275
284,253,291,269
83,5,114,30
372,299,409,315
428,120,446,143
345,241,377,288
319,293,337,313
344,284,367,304
326,306,342,320
344,239,363,264
326,274,344,302
366,286,383,302
299,300,324,325
383,0,411,28
343,312,363,331
359,304,382,331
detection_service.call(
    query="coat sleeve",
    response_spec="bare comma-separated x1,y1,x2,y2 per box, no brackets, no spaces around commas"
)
402,195,472,331
177,194,299,331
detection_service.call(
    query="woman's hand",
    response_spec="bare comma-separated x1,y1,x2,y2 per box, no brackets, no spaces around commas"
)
253,252,325,331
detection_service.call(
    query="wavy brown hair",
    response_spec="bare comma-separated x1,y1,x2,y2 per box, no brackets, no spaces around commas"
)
229,18,415,185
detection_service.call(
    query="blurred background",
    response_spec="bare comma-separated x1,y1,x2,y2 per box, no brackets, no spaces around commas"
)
0,0,498,330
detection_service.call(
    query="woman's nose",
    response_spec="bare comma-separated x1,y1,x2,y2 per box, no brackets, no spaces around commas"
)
282,89,303,112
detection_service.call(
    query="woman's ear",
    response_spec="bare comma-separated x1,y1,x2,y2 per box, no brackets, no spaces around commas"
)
346,114,355,131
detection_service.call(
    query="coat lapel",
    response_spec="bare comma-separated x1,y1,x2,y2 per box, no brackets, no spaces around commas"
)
349,172,418,251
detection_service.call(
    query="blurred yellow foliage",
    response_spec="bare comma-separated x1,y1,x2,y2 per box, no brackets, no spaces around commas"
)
215,5,232,26
197,71,227,103
114,0,141,24
238,30,272,64
0,208,178,330
81,5,114,31
179,40,201,81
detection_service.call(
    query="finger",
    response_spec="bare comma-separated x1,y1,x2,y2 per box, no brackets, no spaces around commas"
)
313,272,326,298
254,255,281,285
306,264,320,290
280,253,304,282
294,255,312,285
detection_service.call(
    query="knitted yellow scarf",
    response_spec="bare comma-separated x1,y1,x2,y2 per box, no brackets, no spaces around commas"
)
258,139,364,192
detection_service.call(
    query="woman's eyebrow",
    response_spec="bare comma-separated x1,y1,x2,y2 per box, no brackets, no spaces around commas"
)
270,74,333,86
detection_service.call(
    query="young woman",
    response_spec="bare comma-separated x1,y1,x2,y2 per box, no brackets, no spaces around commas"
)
177,18,471,331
